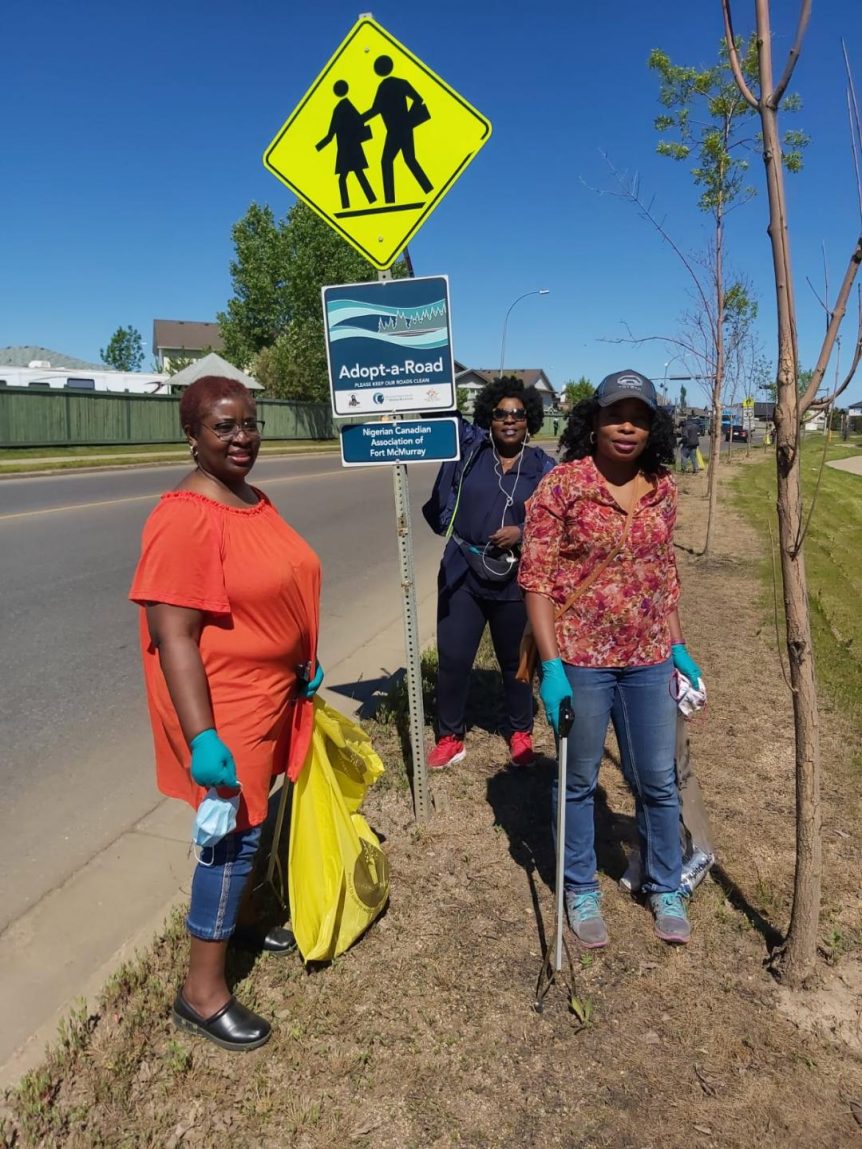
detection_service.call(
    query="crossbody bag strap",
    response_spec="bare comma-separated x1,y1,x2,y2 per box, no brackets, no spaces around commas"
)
444,442,484,541
552,473,649,622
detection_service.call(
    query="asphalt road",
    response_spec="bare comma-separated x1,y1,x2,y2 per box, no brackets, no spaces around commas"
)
0,455,443,934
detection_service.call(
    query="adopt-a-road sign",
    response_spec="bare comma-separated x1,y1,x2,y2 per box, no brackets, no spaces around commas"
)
340,417,460,467
322,275,455,417
263,16,491,270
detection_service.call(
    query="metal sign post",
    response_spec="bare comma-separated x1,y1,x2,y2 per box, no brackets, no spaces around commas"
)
377,268,430,821
392,456,431,821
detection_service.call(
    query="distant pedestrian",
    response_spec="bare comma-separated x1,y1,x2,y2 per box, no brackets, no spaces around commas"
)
679,418,701,473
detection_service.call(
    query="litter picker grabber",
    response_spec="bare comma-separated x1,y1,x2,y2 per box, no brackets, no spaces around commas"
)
535,698,576,1012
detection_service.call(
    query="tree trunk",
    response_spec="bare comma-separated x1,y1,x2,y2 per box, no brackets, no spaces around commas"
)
703,222,726,556
773,365,821,985
704,410,720,555
759,50,821,986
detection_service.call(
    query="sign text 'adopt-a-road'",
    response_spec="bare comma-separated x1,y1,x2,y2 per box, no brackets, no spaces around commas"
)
323,275,455,416
340,418,460,467
262,15,491,270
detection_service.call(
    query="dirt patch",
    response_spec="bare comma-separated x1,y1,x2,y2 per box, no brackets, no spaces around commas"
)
4,460,862,1149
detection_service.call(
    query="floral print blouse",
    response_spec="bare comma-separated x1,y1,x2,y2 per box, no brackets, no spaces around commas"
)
518,456,681,668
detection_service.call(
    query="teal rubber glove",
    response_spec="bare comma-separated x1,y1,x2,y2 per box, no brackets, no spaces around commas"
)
189,728,238,789
299,661,324,699
671,644,702,688
539,658,573,734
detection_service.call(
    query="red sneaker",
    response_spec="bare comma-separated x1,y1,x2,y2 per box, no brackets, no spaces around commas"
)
509,731,536,767
427,735,466,770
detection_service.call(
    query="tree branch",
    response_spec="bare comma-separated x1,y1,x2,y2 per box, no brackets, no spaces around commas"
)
772,0,812,107
593,154,718,343
844,40,862,227
800,238,862,413
721,0,759,108
808,289,862,409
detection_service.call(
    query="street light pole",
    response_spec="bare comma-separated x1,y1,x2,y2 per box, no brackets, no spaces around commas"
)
499,289,550,378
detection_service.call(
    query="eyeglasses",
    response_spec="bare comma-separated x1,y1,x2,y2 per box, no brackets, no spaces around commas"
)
203,419,265,441
491,408,528,422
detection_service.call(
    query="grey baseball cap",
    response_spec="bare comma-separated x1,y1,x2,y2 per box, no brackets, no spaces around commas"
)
595,369,657,411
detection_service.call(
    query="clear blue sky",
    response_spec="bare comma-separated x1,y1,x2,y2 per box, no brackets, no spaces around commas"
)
2,0,861,405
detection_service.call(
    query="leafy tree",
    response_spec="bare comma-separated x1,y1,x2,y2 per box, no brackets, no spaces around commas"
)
100,326,144,372
456,386,472,413
679,383,688,410
219,201,407,399
648,35,806,552
563,376,594,406
217,204,291,368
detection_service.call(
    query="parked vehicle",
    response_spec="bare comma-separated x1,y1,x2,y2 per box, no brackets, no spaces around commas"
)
0,365,170,395
724,424,749,443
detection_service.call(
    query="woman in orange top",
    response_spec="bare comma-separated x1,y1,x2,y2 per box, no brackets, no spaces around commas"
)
130,376,322,1052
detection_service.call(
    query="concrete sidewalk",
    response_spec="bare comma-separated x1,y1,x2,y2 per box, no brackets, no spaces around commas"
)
827,453,862,475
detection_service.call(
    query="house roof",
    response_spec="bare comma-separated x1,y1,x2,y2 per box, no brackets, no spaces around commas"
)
456,367,556,394
476,368,555,393
0,345,102,370
167,352,263,391
152,320,224,352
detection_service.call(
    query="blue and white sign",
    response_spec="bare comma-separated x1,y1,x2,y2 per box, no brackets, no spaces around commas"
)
340,417,460,467
322,275,456,417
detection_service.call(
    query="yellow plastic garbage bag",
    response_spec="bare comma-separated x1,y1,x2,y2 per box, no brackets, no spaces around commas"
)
695,447,706,471
287,697,390,962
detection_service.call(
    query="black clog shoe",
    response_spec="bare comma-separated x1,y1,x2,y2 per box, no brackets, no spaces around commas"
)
171,993,271,1051
232,924,298,957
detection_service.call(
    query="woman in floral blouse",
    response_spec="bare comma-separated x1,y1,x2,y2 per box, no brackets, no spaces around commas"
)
519,370,702,948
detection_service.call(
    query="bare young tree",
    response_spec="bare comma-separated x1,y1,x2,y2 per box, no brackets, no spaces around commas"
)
648,37,806,553
721,0,862,985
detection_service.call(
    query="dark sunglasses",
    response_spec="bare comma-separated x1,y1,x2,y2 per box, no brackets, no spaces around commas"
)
491,408,528,422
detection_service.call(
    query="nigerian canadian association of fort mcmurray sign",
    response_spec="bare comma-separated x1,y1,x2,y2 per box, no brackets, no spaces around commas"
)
340,418,460,468
322,275,456,417
263,16,491,270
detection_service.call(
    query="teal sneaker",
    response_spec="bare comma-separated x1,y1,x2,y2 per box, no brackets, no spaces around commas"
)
564,890,609,948
649,892,691,944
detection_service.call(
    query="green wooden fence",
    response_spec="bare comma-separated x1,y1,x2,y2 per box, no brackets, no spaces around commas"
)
0,389,337,448
0,387,567,449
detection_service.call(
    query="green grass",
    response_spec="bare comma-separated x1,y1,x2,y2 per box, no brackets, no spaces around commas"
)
731,434,862,741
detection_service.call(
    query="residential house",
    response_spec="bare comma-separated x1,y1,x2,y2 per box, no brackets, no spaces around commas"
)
456,364,557,412
153,320,225,373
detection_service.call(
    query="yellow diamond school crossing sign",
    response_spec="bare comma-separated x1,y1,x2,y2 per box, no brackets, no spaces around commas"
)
263,17,491,270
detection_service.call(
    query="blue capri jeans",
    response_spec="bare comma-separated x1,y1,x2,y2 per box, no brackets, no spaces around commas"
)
186,825,262,941
553,659,681,896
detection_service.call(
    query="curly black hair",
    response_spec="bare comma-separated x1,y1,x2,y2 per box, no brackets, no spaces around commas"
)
559,397,677,473
472,375,546,436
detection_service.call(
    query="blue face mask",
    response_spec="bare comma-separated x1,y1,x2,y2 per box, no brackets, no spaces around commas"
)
193,788,241,862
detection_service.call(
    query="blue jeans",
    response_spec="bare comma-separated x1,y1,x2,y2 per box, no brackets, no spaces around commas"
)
553,660,680,895
680,445,699,472
186,825,262,941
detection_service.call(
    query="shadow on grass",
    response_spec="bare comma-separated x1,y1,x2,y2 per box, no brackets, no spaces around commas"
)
709,862,785,955
486,750,633,955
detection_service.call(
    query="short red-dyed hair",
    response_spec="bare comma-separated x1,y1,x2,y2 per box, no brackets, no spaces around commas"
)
179,376,255,432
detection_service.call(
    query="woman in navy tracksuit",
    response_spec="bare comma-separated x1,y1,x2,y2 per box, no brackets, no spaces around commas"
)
422,377,555,769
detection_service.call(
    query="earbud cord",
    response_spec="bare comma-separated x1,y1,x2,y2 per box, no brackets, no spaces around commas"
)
483,444,525,576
